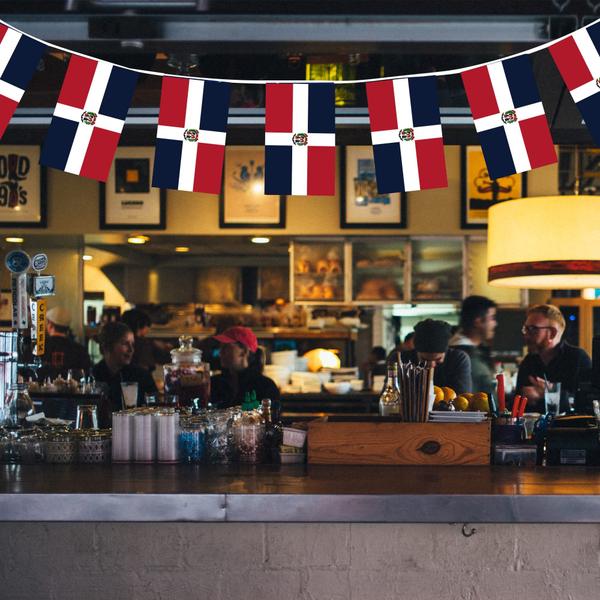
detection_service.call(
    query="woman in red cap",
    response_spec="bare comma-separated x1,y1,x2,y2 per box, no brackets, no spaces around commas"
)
210,326,280,415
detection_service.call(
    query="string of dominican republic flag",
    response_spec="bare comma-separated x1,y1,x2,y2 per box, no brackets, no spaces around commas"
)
1,18,600,196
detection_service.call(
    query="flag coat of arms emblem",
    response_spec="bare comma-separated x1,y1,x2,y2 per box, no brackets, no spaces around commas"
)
153,77,230,194
40,55,138,181
549,21,600,146
0,25,46,140
461,55,556,180
366,77,447,193
264,82,335,196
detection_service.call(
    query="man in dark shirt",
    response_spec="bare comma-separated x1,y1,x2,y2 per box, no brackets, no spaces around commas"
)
449,295,498,395
40,306,91,379
516,304,591,412
210,326,280,416
393,318,472,394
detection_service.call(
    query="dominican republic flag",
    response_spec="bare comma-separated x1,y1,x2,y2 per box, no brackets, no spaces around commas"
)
0,24,46,140
461,55,556,180
265,83,335,196
549,21,600,146
40,55,138,181
152,77,230,194
366,77,447,193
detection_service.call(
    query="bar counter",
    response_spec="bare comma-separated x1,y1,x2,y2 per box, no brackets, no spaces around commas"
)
3,463,600,523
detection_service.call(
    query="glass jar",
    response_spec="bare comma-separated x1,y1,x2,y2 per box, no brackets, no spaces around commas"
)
163,336,210,409
205,408,237,464
78,430,111,464
4,383,34,428
45,430,78,464
179,416,205,463
15,430,45,464
233,409,265,464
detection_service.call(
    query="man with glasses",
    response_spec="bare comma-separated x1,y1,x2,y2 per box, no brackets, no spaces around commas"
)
516,304,591,412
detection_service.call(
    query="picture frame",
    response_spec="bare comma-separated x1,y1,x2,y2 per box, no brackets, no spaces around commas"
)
100,146,166,230
341,146,407,229
220,146,286,228
0,145,47,228
461,145,527,229
0,289,11,324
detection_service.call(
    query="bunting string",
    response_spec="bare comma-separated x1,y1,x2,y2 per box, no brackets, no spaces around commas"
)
1,17,600,197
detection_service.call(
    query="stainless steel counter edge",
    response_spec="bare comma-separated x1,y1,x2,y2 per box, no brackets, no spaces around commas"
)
2,493,600,523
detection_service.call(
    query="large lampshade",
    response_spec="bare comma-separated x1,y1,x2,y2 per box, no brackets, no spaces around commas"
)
488,196,600,289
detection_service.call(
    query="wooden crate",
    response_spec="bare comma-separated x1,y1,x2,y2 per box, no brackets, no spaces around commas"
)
307,421,491,465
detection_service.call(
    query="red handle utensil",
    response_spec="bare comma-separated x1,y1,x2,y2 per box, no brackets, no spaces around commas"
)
511,394,521,419
518,396,528,418
496,373,506,413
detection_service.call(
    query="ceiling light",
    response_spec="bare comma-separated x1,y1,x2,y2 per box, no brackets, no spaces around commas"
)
5,237,24,243
488,196,600,288
175,246,190,253
82,254,93,261
127,235,150,245
251,236,270,244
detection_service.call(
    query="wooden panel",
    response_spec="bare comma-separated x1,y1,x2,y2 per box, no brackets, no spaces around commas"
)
308,421,491,466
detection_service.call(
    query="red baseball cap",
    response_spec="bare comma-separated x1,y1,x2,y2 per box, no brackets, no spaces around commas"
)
213,326,258,353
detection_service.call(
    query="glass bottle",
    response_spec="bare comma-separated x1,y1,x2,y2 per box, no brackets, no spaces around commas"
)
5,383,34,428
379,363,401,417
163,336,210,409
261,398,282,462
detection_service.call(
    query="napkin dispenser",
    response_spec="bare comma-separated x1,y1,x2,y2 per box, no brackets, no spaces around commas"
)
545,415,600,466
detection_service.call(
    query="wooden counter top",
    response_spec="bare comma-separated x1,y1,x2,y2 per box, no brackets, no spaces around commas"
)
2,464,600,523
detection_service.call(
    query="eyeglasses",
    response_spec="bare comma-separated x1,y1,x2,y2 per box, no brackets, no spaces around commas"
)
521,325,553,335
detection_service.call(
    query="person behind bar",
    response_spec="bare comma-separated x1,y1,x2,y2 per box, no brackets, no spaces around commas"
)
210,326,280,417
516,304,591,412
92,321,157,412
392,319,472,394
39,306,91,379
120,308,170,375
449,295,497,395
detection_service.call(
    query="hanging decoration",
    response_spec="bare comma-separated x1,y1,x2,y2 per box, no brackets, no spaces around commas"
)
264,82,336,196
0,23,46,139
152,77,231,194
549,24,600,146
461,55,557,180
366,77,447,192
1,17,600,196
39,55,138,182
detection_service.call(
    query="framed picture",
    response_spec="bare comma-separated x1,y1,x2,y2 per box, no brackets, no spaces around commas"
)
0,289,11,324
341,146,407,229
0,145,47,228
461,145,527,229
100,147,166,230
220,146,286,228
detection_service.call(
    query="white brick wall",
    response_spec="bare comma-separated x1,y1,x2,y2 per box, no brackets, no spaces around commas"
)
1,523,599,599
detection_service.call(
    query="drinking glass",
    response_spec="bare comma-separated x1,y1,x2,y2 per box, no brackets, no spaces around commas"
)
120,381,139,410
545,382,561,415
76,404,99,430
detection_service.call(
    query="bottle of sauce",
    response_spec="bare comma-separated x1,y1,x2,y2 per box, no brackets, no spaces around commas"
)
379,363,401,417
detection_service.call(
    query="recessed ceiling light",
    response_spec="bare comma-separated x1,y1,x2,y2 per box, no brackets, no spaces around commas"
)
82,254,93,261
175,246,190,253
127,235,150,245
5,237,24,243
251,236,270,244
